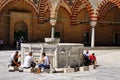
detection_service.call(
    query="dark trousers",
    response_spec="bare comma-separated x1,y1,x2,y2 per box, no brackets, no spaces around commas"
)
11,61,20,66
24,62,36,69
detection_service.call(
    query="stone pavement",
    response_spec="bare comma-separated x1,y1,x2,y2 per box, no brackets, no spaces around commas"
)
0,49,120,80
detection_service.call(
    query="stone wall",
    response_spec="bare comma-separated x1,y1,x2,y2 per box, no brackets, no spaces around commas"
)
0,0,120,46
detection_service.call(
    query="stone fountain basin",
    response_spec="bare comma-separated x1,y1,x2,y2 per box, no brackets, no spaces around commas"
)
45,38,60,44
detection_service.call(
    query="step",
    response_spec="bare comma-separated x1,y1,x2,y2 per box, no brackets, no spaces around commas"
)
8,66,19,72
23,68,34,73
64,68,74,73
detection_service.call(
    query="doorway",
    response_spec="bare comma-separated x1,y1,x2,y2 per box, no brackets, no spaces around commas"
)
14,21,28,47
113,33,119,46
84,32,90,46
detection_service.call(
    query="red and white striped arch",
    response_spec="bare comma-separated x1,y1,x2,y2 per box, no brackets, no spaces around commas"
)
71,0,95,24
55,0,71,18
82,0,95,21
96,0,120,21
55,0,94,25
0,0,39,15
38,0,50,23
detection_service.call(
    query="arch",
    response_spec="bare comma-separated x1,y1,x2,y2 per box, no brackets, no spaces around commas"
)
70,0,94,24
96,0,120,21
77,8,90,22
96,0,120,46
57,6,71,21
56,0,72,16
0,0,38,15
55,0,94,25
14,21,27,31
71,0,85,25
38,0,51,23
98,2,116,21
80,0,94,20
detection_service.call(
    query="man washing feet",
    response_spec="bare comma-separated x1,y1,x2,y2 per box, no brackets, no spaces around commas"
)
36,53,50,74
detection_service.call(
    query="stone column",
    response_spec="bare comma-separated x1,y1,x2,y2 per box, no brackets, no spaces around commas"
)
29,44,32,52
54,46,59,68
20,44,24,65
50,19,56,38
50,7,57,38
49,0,61,38
90,21,97,47
68,47,71,68
40,44,44,59
49,0,60,69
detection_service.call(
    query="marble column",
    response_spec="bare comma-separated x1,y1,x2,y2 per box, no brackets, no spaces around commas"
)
50,6,57,38
90,21,97,47
50,19,56,38
20,44,24,65
54,47,59,68
49,0,62,38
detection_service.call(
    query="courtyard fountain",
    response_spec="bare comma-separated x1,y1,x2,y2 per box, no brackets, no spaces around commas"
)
21,42,84,69
21,29,84,72
20,6,84,72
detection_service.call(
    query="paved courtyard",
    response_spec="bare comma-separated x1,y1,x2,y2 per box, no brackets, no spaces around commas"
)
0,49,120,80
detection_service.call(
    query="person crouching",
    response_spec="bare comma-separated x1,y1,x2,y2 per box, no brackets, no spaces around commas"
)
23,52,36,69
36,53,50,74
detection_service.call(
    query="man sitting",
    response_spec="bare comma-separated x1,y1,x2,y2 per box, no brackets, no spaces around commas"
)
10,51,21,67
83,50,91,66
36,53,50,73
23,52,36,69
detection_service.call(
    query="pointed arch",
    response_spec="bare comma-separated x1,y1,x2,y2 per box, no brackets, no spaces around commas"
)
55,0,94,25
96,0,120,21
69,0,94,25
38,0,51,23
55,0,71,16
0,0,38,15
98,2,116,21
80,0,94,20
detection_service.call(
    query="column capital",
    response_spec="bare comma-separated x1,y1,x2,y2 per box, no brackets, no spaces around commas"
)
50,18,57,26
90,21,97,27
50,6,57,26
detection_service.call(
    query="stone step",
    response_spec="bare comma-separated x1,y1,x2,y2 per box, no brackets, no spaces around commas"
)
64,68,74,73
23,68,34,73
89,65,94,70
79,65,95,71
54,68,64,73
79,66,89,71
8,66,19,72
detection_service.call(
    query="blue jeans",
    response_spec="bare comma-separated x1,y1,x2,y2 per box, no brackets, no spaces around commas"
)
38,64,50,69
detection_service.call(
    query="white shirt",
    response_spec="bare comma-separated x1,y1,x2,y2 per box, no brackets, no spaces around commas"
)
23,55,33,67
10,53,15,64
43,56,49,65
83,51,90,57
84,53,90,57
